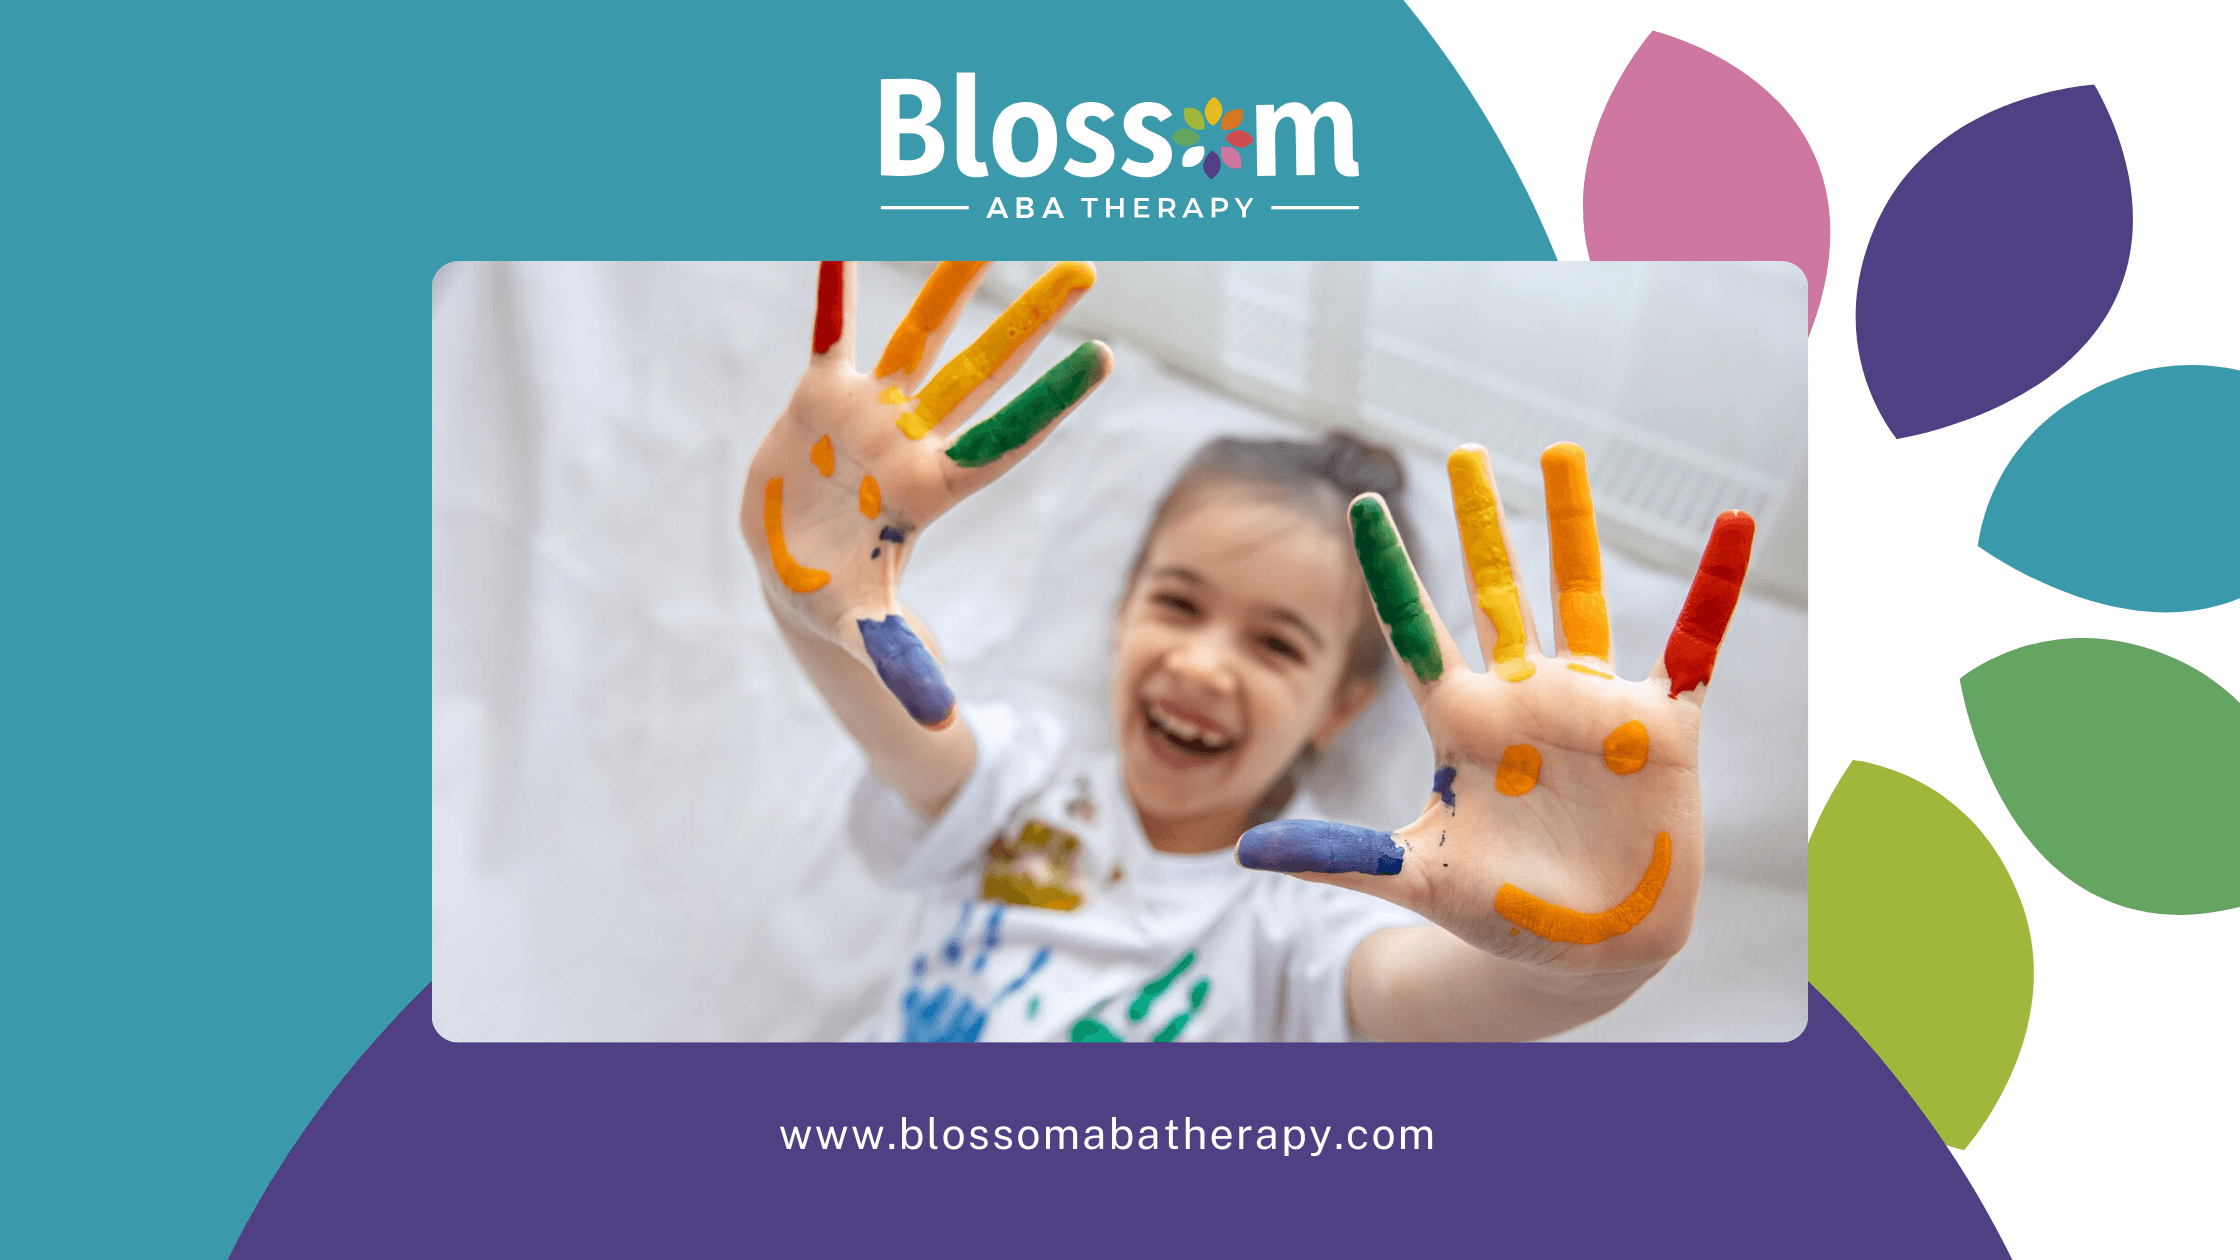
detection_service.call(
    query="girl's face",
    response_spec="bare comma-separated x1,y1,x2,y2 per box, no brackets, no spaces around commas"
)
1111,491,1374,838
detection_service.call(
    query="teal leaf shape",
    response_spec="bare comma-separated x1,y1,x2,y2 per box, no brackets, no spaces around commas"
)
1810,761,2032,1148
1979,365,2240,612
1965,638,2240,912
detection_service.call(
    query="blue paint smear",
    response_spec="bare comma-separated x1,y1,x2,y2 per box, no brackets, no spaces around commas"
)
1237,819,1404,876
879,525,906,543
901,984,983,1042
972,904,1005,974
1432,765,1456,808
899,900,1049,1044
857,615,955,727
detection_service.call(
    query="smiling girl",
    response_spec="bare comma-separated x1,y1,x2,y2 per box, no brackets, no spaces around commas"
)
744,262,1756,1042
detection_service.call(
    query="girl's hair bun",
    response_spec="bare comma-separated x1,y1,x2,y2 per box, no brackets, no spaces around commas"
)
1311,430,1405,502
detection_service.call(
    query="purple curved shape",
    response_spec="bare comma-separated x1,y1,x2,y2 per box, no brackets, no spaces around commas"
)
233,988,2007,1257
1856,86,2131,438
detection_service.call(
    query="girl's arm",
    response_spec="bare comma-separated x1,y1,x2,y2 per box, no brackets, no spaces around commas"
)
740,261,1112,817
1240,442,1755,1040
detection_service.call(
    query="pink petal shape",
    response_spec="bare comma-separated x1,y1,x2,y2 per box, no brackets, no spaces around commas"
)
1221,145,1241,169
1584,31,1831,328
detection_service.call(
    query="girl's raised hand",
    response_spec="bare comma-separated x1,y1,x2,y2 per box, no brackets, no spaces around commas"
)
1239,443,1755,977
742,262,1112,729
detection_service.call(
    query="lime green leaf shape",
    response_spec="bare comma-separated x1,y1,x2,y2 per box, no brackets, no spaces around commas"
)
1964,637,2240,913
1810,761,2032,1148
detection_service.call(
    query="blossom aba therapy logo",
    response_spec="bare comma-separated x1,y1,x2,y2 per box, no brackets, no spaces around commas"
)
879,73,1357,219
1173,95,1252,178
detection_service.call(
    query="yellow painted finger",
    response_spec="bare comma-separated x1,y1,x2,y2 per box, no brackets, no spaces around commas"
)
1446,446,1535,681
898,261,1096,440
874,261,989,382
762,478,829,593
1540,442,1610,661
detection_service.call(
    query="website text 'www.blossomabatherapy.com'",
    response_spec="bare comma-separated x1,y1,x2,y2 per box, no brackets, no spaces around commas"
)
781,1117,1432,1155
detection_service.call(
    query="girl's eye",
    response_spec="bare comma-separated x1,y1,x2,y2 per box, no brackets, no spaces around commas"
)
1259,634,1302,661
1153,592,1197,616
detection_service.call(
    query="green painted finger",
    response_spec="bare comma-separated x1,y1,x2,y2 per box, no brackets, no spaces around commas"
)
1350,496,1443,683
1809,761,2033,1149
944,341,1107,469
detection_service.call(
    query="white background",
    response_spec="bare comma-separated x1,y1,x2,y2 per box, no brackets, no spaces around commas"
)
1407,1,2237,1253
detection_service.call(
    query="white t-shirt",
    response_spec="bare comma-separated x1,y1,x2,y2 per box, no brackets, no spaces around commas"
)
848,703,1423,1042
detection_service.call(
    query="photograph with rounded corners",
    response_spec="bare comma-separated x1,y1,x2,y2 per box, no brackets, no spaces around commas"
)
433,260,1807,1042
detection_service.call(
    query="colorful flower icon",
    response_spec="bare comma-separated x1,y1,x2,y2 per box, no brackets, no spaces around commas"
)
1171,95,1253,178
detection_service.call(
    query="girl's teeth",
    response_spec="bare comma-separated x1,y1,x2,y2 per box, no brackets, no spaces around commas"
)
1148,705,1234,752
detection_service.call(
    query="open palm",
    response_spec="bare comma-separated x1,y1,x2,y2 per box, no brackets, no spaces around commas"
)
1241,443,1755,976
741,261,1110,728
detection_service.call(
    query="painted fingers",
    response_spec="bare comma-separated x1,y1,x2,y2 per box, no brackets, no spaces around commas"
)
1540,442,1611,664
874,261,990,388
1446,445,1541,680
811,261,855,365
1658,511,1756,701
940,340,1113,500
1349,493,1469,702
893,261,1098,442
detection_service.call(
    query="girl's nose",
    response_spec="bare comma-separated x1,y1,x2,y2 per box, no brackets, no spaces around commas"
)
1165,628,1235,689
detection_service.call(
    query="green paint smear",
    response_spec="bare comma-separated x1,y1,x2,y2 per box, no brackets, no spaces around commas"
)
1151,977,1210,1043
1069,1017,1121,1043
945,341,1105,469
1810,761,2033,1149
1127,950,1196,1023
1350,498,1442,682
1963,637,2240,913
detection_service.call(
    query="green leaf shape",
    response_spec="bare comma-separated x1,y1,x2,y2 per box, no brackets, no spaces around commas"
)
1963,637,2240,913
1184,107,1205,130
1810,761,2032,1149
1171,127,1201,147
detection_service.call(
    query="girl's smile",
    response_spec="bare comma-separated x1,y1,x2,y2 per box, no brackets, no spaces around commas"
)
1111,494,1376,853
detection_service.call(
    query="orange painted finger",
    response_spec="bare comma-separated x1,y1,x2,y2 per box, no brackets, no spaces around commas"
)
810,261,855,366
1661,511,1755,699
1540,442,1610,662
1495,832,1671,945
1446,445,1537,681
874,261,990,387
896,261,1097,441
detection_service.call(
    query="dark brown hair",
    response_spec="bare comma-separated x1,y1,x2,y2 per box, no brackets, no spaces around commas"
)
1123,431,1418,822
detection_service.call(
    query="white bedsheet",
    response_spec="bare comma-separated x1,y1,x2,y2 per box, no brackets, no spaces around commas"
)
432,261,1806,1041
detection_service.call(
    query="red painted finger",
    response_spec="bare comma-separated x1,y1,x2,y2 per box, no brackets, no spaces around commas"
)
1662,511,1755,698
812,260,846,356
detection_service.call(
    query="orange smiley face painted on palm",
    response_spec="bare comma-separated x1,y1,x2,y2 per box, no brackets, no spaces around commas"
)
1241,443,1755,975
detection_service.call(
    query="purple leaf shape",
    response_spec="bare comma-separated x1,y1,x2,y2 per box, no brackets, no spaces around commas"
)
1856,86,2131,438
1203,150,1221,177
1585,32,1831,328
234,988,2009,1256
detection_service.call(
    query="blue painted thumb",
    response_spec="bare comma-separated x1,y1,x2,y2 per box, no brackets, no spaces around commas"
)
1237,819,1404,876
857,615,958,729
